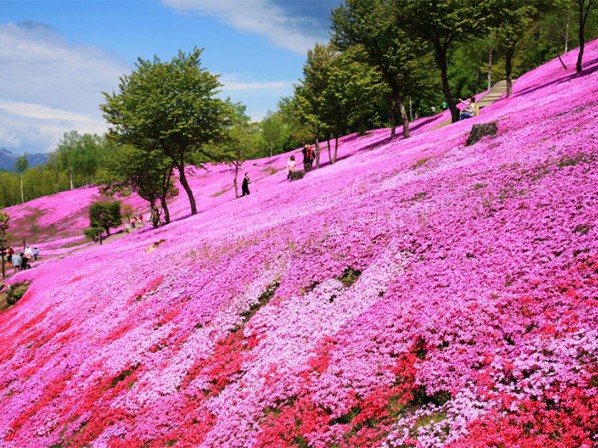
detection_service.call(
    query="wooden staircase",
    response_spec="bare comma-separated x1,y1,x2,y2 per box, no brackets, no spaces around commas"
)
431,79,515,129
477,79,514,109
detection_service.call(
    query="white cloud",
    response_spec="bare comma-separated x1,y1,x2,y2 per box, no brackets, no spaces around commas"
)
0,22,129,153
162,0,328,54
220,77,293,92
0,100,99,123
0,127,20,148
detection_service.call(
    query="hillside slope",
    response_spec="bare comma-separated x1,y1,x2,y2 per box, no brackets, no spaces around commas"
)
1,42,597,448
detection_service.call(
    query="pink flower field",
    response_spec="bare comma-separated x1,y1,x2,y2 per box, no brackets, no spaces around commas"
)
1,42,597,447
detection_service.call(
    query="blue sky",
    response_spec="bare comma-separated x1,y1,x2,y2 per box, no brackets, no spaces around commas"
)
0,0,342,154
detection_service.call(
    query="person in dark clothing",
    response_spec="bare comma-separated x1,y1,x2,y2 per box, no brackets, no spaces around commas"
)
20,254,30,270
241,172,251,196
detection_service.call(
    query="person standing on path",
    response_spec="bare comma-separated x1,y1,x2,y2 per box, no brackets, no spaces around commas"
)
11,252,21,272
241,172,251,197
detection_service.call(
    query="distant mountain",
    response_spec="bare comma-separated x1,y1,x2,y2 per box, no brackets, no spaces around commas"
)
0,148,49,172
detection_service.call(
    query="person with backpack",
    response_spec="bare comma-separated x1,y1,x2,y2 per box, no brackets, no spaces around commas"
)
302,144,315,172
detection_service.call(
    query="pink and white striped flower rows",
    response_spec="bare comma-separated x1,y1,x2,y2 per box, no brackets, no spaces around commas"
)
0,41,597,447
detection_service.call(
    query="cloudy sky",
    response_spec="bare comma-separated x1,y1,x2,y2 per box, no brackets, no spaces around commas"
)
0,0,342,154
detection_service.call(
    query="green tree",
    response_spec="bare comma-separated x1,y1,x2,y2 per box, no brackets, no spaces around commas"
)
332,0,430,138
205,103,260,198
55,131,107,189
0,212,9,248
485,0,542,97
89,201,122,237
16,154,28,204
293,44,335,168
99,146,177,226
322,47,385,163
398,0,486,123
101,48,231,216
260,110,296,158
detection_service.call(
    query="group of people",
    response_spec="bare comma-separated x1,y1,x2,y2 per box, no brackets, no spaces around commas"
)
286,144,316,181
125,214,145,233
6,244,38,272
239,143,316,197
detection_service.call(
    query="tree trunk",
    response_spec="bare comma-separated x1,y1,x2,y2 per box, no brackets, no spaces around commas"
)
388,100,397,139
436,43,458,123
399,98,410,139
333,135,339,164
576,0,592,74
505,48,513,97
177,164,197,215
315,139,321,169
487,44,493,91
327,136,332,164
70,170,74,190
564,10,570,53
20,174,24,204
233,163,239,198
160,197,171,224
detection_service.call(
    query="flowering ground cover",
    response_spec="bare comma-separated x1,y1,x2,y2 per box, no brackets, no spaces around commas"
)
1,41,597,448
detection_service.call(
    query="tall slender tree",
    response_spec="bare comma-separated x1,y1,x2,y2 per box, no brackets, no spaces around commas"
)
576,0,596,72
397,0,486,123
16,154,28,204
485,0,542,97
332,0,430,138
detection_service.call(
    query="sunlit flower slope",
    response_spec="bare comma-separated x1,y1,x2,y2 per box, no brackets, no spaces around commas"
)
1,41,597,448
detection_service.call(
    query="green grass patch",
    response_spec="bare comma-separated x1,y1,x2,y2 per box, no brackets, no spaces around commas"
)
412,157,432,170
239,281,280,325
337,267,362,288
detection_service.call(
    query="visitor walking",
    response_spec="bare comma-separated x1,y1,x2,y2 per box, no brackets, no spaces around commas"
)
241,172,251,197
21,253,30,270
33,246,39,261
11,252,21,272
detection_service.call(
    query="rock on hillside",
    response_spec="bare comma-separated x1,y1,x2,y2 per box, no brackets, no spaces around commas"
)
0,41,597,448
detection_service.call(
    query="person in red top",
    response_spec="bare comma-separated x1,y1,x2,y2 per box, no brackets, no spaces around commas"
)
302,144,315,172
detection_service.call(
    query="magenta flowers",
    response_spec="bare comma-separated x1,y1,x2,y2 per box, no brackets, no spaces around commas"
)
1,41,597,447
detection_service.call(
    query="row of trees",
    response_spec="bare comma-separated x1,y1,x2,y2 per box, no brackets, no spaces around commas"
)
283,0,597,150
